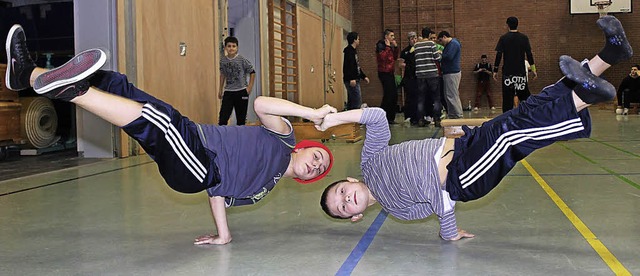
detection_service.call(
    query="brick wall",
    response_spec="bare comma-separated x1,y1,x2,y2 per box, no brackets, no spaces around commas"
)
352,0,640,110
351,0,384,106
337,0,351,20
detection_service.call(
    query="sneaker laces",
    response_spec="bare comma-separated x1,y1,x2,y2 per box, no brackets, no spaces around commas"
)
15,35,34,65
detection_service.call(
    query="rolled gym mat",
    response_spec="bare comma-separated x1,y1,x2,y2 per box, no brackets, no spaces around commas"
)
19,97,60,148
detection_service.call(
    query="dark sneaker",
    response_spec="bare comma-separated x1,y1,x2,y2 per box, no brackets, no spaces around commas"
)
5,24,36,91
559,55,615,104
33,48,106,101
596,15,633,65
38,78,92,102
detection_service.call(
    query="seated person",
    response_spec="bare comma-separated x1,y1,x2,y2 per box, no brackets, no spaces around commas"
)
615,64,640,115
317,16,632,240
6,25,336,245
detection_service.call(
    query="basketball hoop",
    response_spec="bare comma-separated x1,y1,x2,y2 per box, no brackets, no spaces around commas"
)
594,0,612,17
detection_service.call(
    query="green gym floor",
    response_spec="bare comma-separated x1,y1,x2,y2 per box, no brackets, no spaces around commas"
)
1,108,638,275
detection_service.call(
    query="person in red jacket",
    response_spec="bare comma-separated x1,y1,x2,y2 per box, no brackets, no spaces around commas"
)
376,29,400,124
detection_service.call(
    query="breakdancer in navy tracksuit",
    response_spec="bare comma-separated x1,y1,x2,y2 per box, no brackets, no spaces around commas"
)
6,25,337,246
319,16,633,241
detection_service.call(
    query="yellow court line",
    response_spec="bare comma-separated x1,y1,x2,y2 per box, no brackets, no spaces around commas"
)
520,160,631,276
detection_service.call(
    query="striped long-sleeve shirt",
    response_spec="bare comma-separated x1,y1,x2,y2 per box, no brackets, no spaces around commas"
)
414,40,441,79
359,108,458,239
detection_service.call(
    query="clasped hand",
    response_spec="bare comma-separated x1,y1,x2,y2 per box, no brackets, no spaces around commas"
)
308,104,337,127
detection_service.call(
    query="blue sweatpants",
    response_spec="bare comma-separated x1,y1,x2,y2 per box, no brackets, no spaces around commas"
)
445,80,591,202
89,70,221,194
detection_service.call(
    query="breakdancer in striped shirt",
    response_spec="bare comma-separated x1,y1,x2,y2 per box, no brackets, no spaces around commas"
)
319,16,632,241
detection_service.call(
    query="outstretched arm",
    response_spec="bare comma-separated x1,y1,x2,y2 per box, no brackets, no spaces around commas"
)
194,196,232,245
315,109,364,131
438,211,474,241
317,108,390,165
253,96,337,134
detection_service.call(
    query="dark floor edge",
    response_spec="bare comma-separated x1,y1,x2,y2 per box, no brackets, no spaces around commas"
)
0,160,154,197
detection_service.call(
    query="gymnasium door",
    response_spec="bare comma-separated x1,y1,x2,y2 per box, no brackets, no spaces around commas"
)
135,0,219,124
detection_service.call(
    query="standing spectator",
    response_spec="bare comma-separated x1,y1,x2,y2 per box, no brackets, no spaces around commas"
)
414,27,442,127
399,31,418,124
429,32,447,120
218,36,255,125
343,32,370,110
473,54,494,110
493,16,537,113
438,31,464,119
376,29,399,124
615,64,640,115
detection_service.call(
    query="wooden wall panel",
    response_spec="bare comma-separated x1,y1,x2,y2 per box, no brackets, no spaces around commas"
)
324,25,345,110
116,0,130,157
297,8,347,109
135,0,219,124
297,8,325,108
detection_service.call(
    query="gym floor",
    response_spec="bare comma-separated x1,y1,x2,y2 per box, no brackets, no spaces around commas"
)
1,108,638,275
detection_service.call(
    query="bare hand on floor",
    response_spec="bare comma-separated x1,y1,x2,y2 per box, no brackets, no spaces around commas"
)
194,234,232,245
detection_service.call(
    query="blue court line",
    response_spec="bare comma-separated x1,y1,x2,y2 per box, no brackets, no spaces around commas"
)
336,210,388,276
336,128,441,275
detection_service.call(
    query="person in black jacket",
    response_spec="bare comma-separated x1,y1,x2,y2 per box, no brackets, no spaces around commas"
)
615,64,640,115
343,32,370,110
399,31,418,124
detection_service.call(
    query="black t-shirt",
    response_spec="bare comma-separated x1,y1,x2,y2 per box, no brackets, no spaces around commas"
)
400,45,416,79
474,62,493,81
495,32,534,75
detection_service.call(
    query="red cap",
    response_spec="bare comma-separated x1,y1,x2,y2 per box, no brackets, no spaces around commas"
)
292,140,334,184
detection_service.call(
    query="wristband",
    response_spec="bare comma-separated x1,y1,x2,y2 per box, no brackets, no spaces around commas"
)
530,64,536,72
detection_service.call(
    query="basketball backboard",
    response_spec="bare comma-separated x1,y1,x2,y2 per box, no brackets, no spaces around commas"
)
570,0,632,14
